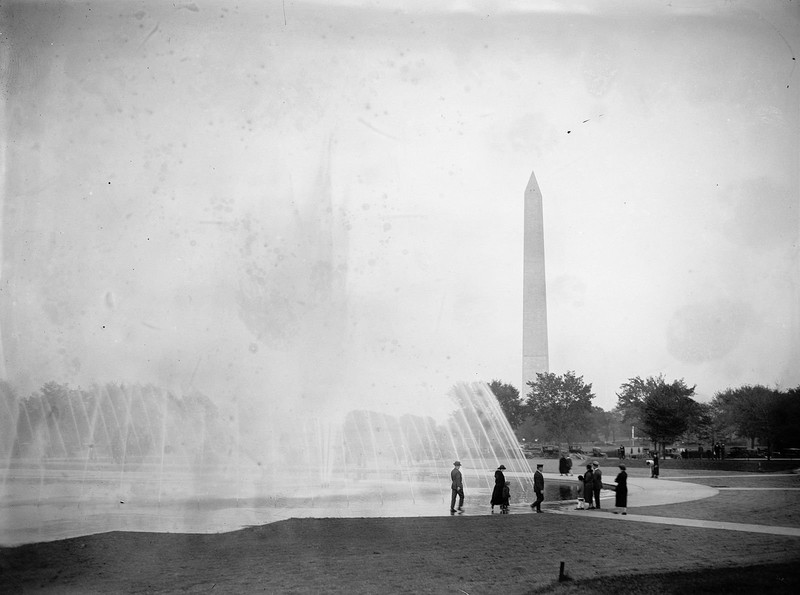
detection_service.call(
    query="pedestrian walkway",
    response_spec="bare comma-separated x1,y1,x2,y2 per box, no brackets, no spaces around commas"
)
534,472,718,508
552,508,800,537
666,473,797,480
616,475,718,507
546,474,800,538
717,487,800,491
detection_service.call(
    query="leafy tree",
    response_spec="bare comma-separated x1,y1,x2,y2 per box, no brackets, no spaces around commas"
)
774,386,800,450
616,375,698,452
515,417,548,446
712,384,790,457
488,380,525,429
687,402,716,444
707,398,737,446
591,406,624,443
640,380,699,451
524,371,595,445
615,375,663,427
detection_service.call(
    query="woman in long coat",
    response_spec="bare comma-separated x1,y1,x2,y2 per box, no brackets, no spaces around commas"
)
615,464,628,514
651,452,660,478
490,465,506,511
583,464,594,509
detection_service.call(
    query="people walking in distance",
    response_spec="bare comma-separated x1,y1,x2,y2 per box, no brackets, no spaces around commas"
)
614,464,628,515
651,451,659,479
501,481,511,513
559,453,571,476
591,461,603,509
531,463,545,512
582,464,594,508
490,465,506,512
450,461,464,513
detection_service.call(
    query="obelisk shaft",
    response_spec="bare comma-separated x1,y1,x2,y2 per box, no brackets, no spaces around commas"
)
522,170,549,390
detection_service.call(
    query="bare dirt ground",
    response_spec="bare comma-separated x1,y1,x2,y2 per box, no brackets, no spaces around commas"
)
1,466,799,594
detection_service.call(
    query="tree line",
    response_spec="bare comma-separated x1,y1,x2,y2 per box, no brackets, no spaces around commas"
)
489,373,800,457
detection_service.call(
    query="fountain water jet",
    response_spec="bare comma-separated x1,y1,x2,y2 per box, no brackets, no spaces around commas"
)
0,380,533,545
0,3,556,548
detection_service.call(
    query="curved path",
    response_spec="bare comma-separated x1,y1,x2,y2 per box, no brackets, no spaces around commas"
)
609,474,718,506
542,473,800,537
532,472,718,507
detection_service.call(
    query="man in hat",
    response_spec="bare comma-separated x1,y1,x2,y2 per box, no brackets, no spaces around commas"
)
531,463,545,512
591,461,603,509
450,461,464,513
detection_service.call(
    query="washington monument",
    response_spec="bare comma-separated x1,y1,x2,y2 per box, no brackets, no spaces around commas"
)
522,170,549,390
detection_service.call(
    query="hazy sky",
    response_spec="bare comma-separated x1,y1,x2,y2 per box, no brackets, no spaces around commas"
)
2,0,798,421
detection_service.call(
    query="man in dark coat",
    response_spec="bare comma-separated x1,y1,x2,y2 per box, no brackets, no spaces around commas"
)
531,463,545,512
450,461,464,513
591,461,603,509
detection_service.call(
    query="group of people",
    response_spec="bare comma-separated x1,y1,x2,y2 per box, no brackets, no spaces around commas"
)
450,458,628,515
576,461,628,515
486,463,546,513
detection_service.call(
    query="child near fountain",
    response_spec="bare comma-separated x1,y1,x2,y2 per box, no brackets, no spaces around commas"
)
501,480,511,513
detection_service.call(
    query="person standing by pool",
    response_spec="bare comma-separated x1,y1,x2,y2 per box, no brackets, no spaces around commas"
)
558,453,570,476
582,464,594,509
614,463,628,515
531,463,545,512
591,461,603,509
490,465,506,512
450,461,464,513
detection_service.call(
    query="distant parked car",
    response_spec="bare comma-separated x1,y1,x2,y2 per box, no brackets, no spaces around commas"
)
542,445,560,457
728,446,749,458
728,446,764,458
521,444,541,459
